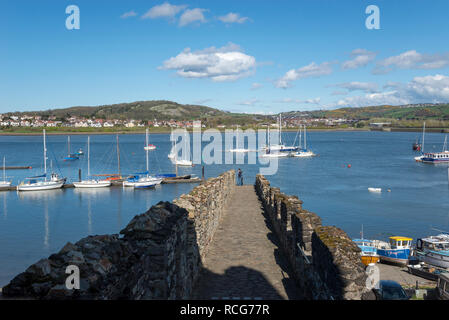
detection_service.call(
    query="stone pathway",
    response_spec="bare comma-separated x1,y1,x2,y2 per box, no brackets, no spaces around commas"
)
193,185,300,300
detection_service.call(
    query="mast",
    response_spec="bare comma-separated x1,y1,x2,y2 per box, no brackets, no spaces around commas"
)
422,122,426,154
116,134,121,178
43,129,47,181
304,125,307,150
175,137,178,177
68,136,70,155
2,156,5,181
299,126,302,149
279,114,282,145
87,136,90,177
145,128,149,174
443,135,447,152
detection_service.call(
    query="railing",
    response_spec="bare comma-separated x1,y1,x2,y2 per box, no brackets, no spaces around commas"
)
296,243,311,265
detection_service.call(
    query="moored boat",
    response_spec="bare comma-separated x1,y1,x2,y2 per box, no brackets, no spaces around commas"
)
414,234,449,269
353,238,380,266
374,236,413,266
73,136,111,189
17,129,66,192
0,156,12,187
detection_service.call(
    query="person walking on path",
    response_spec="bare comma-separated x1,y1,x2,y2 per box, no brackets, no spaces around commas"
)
237,168,243,186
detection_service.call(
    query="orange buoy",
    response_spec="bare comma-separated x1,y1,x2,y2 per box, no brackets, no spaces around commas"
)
347,164,351,168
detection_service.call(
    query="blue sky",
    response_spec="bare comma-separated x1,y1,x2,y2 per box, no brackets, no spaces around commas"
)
2,0,449,114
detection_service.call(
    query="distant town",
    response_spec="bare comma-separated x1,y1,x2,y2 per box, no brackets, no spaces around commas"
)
0,113,360,130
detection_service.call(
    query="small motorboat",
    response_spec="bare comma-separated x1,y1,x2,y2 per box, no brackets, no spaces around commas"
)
144,144,156,151
76,148,84,155
407,262,448,281
368,187,382,193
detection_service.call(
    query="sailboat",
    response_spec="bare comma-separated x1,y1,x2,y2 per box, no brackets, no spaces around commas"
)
260,115,298,158
229,126,250,153
174,130,193,166
123,128,163,188
168,135,176,159
73,137,111,188
63,136,79,161
294,125,316,157
17,129,66,191
0,156,12,187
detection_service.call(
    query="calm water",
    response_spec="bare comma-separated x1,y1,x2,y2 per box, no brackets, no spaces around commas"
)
1,131,449,286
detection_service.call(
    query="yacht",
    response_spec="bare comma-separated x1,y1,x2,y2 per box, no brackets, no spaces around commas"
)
0,156,12,187
17,130,66,191
123,128,162,188
73,136,111,188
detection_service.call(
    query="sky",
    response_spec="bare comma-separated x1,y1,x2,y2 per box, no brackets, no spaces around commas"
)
1,0,449,114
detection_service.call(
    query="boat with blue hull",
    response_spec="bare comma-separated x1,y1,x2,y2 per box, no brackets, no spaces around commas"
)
374,236,413,266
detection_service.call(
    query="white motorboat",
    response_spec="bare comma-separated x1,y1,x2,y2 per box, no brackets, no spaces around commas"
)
17,129,66,192
73,136,111,188
0,156,12,187
368,187,382,193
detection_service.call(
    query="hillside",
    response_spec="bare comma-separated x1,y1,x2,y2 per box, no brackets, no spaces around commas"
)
7,100,230,121
282,103,449,120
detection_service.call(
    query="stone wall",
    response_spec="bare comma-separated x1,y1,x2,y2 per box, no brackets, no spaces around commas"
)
2,170,235,300
255,174,369,300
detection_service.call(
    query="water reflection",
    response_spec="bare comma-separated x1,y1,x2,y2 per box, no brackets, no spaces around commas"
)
2,192,6,219
16,190,64,249
73,187,112,235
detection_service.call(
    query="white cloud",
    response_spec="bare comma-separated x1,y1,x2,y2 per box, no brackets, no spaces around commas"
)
374,50,449,74
142,2,187,20
160,43,256,82
121,10,137,19
238,99,260,106
342,49,377,70
275,62,333,88
274,98,321,104
218,12,249,24
251,82,263,90
179,8,207,26
331,74,449,107
332,81,379,93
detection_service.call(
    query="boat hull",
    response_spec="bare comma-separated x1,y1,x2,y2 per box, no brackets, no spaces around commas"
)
415,251,449,269
0,181,12,187
377,248,411,265
17,181,64,191
361,255,380,266
73,180,111,188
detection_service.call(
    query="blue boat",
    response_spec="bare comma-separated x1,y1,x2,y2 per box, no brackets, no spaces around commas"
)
375,236,413,266
63,136,79,161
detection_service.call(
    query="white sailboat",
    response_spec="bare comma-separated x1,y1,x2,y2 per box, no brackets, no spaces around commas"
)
294,125,316,157
229,126,250,153
168,135,176,159
123,128,163,188
260,115,298,158
73,136,111,188
174,130,193,166
17,129,66,191
0,156,12,187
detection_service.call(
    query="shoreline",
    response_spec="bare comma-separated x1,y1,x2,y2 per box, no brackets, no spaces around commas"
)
0,127,448,135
